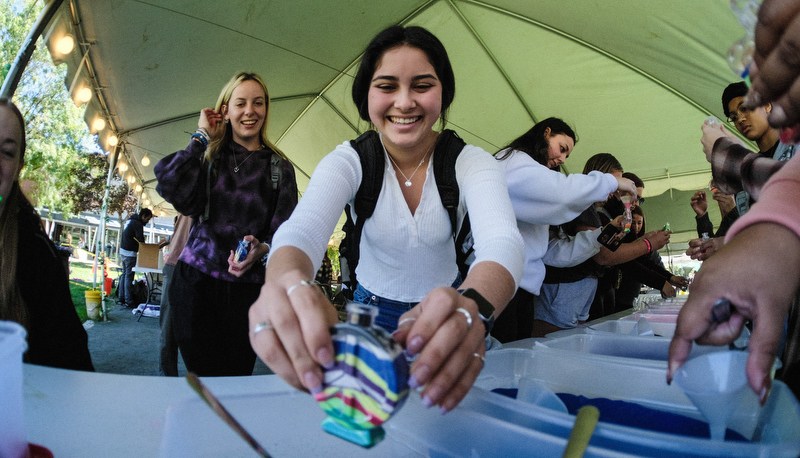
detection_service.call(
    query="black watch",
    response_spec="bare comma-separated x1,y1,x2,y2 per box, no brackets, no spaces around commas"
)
457,288,496,337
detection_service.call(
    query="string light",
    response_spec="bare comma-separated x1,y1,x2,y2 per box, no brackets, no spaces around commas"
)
56,34,75,55
76,86,92,104
92,118,106,132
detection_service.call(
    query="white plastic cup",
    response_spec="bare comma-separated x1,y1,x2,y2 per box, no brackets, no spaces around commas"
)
0,320,29,458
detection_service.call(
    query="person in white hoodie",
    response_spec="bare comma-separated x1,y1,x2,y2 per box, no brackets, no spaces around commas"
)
491,118,637,342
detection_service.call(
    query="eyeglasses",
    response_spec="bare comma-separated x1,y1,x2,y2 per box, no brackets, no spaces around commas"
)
637,195,645,205
726,105,752,124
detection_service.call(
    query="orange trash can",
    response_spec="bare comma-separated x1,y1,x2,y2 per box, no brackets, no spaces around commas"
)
104,276,113,295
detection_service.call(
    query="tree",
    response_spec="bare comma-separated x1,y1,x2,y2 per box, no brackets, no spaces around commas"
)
1,0,105,218
65,152,136,217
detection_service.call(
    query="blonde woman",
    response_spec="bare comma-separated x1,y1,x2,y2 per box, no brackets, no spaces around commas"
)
155,72,297,376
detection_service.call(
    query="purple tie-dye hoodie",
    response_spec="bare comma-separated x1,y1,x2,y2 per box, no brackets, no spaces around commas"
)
155,139,297,283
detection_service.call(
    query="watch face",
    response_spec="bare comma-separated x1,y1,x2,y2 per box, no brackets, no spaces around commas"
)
313,323,409,430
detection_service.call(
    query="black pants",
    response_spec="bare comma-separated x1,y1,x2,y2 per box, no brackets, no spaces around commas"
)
589,271,617,321
490,287,535,343
170,261,261,376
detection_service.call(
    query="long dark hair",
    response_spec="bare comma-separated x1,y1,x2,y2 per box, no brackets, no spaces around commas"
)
352,25,456,128
496,117,577,168
0,99,32,328
632,206,646,237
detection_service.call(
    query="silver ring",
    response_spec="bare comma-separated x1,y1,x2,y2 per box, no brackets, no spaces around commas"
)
286,279,319,297
473,352,485,362
253,321,272,335
455,307,473,331
397,317,417,328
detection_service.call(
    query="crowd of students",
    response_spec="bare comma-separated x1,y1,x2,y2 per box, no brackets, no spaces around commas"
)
2,0,800,413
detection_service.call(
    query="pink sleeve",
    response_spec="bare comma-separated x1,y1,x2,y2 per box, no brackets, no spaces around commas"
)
727,154,800,241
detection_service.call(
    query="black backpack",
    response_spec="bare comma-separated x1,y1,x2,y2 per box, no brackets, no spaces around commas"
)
339,129,473,288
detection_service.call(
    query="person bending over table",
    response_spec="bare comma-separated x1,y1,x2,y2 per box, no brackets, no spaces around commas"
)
248,25,523,413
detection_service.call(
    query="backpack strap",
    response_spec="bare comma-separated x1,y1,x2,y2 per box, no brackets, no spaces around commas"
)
432,129,464,236
432,130,473,277
344,131,385,286
202,158,215,222
351,131,384,220
270,153,282,190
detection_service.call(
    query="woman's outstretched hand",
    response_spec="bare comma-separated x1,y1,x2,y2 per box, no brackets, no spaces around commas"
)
249,247,339,394
390,287,487,413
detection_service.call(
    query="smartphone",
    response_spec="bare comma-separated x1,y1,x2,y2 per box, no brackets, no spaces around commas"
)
597,224,623,251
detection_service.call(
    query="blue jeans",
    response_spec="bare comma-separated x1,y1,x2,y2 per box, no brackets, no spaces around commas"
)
353,286,417,333
352,274,463,333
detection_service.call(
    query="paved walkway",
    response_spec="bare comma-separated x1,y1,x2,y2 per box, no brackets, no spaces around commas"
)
84,301,271,376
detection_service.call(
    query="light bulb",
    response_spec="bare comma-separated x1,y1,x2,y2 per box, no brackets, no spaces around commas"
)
118,161,127,172
56,35,75,55
141,155,150,167
108,135,118,147
135,184,142,193
92,118,106,132
77,86,92,103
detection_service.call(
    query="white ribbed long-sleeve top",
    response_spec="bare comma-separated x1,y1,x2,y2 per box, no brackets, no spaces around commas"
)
496,150,619,295
270,137,524,302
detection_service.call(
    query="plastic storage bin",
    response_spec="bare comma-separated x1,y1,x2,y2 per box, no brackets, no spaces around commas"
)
620,312,679,323
585,319,677,337
159,348,800,457
455,347,800,457
537,333,724,366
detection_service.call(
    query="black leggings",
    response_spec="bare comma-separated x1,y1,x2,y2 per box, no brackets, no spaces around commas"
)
170,261,261,376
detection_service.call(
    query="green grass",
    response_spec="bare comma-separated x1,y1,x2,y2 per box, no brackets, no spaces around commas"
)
69,260,117,321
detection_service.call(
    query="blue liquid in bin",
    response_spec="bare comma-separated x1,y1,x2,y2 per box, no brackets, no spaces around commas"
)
491,388,748,441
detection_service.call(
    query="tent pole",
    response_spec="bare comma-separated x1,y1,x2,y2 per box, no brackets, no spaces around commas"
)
94,144,119,321
0,0,65,98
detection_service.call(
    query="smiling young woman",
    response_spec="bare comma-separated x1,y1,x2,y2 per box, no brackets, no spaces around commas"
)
248,25,524,414
154,73,298,376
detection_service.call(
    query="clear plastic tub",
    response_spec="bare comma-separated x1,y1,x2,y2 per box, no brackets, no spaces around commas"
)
458,347,800,457
620,312,679,323
585,319,677,338
159,348,800,457
537,333,724,366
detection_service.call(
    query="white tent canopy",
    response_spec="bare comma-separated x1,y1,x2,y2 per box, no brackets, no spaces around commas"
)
42,0,751,249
